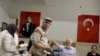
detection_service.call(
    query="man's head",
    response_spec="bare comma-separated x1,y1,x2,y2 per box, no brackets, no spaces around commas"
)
42,17,53,30
65,39,73,46
91,45,97,53
26,16,32,23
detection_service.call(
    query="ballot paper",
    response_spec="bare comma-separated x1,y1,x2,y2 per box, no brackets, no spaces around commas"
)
17,43,28,51
20,43,28,48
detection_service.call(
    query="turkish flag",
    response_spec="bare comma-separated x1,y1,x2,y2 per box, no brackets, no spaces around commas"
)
77,14,99,43
19,11,41,33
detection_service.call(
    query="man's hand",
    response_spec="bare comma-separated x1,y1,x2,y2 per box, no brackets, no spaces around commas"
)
16,45,21,49
52,41,60,48
45,47,52,52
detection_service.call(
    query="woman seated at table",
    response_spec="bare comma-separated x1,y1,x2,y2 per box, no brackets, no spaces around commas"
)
87,45,100,56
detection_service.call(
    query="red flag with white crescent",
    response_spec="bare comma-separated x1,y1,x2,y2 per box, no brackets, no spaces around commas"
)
77,14,99,43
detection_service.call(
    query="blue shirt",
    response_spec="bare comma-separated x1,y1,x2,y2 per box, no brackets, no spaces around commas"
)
58,45,77,56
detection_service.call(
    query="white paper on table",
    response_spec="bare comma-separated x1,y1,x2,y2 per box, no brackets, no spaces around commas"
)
20,43,28,48
17,43,28,51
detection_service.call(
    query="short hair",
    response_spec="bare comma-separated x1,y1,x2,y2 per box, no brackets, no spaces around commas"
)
19,40,25,44
66,39,73,43
91,45,97,49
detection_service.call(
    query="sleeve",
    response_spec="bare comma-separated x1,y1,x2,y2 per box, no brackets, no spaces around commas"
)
87,52,90,56
73,48,78,56
59,45,65,49
4,35,17,52
21,24,25,35
14,33,19,45
58,45,65,52
30,28,41,42
96,53,100,56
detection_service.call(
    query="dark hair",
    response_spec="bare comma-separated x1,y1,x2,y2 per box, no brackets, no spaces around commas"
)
50,42,55,47
19,40,24,44
91,45,97,49
7,24,18,37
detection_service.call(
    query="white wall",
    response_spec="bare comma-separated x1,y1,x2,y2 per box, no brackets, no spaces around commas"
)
0,0,12,27
47,20,77,42
10,0,100,42
0,0,12,15
0,6,9,27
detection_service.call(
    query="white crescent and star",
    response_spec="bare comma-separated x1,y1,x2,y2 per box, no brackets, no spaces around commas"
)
83,18,94,31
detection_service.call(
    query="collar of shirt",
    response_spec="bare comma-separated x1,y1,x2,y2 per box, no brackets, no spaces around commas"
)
26,23,30,26
65,46,72,50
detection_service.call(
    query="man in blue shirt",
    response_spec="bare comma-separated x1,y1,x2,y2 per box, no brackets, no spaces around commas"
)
54,39,78,56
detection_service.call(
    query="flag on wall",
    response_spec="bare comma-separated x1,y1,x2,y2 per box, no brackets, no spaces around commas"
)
19,11,41,33
77,14,99,43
